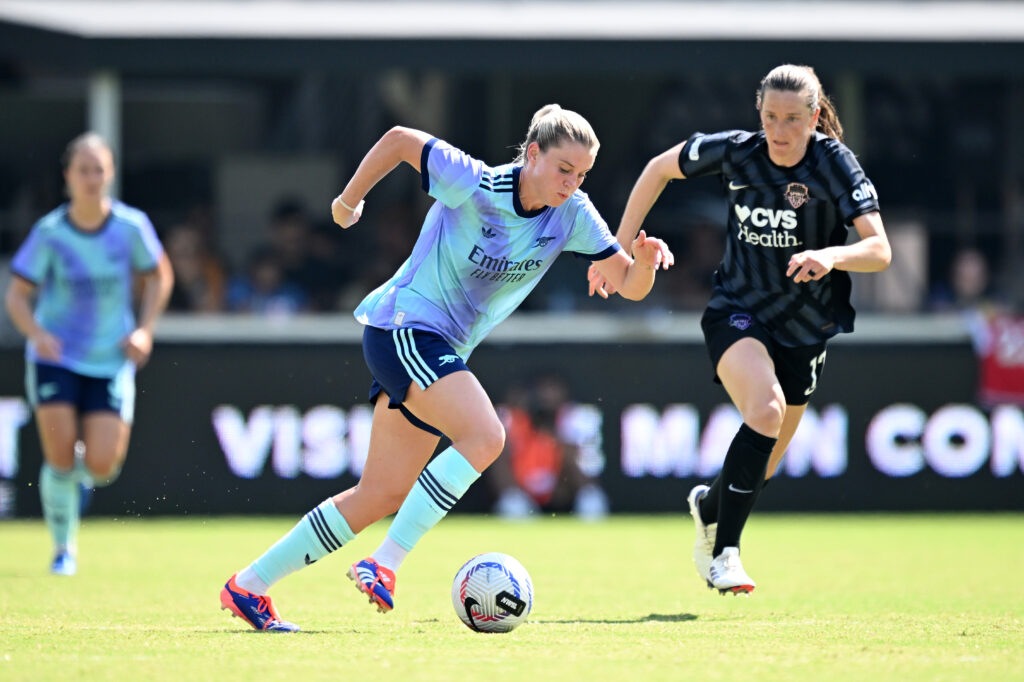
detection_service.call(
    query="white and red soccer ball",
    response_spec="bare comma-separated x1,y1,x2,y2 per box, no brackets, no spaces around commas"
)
451,552,533,633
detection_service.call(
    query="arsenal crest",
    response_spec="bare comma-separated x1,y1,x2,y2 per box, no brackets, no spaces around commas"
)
784,182,809,209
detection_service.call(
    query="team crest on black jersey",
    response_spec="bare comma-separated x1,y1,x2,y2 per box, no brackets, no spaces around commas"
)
784,183,809,209
728,313,753,331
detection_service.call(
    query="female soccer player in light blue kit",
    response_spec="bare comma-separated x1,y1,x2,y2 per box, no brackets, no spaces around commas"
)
221,104,674,631
4,133,174,575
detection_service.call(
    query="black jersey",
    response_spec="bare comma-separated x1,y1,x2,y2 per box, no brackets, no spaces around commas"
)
678,130,880,346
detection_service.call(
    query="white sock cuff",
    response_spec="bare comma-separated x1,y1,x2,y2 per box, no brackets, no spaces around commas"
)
374,536,410,572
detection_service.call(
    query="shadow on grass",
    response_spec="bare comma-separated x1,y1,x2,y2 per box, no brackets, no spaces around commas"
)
532,613,698,625
212,613,699,632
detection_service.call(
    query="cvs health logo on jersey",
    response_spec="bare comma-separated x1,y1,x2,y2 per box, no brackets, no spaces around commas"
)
734,204,803,248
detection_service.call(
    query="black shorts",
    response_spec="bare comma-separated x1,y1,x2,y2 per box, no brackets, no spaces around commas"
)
26,361,136,424
362,325,469,437
700,308,828,406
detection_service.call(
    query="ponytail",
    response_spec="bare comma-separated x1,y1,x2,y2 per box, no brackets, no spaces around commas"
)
514,104,599,164
815,90,844,143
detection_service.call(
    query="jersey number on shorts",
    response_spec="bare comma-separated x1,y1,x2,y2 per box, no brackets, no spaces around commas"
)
804,350,828,396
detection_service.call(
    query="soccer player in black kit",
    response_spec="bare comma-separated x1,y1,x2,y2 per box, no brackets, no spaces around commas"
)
590,64,892,593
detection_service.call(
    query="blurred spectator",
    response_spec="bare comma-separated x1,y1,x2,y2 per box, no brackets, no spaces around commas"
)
182,201,222,259
487,373,609,521
268,197,322,308
338,204,419,311
968,305,1024,408
928,247,1001,312
304,222,351,311
226,245,308,315
165,222,227,312
930,248,1024,407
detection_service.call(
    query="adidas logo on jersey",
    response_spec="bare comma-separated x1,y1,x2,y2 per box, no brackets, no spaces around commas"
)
851,181,877,203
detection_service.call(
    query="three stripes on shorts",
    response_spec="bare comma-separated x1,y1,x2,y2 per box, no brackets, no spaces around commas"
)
393,328,438,390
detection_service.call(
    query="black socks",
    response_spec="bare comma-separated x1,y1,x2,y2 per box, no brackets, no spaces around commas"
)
699,423,777,556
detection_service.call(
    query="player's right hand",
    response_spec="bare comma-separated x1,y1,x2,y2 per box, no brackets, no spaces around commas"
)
30,330,61,361
587,264,617,298
331,196,365,229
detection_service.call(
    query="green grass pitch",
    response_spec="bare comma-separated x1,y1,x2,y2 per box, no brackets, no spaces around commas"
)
1,514,1022,682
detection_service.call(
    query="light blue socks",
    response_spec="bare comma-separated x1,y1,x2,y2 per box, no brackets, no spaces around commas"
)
242,498,356,592
39,463,80,555
75,458,122,488
387,446,480,551
237,449,480,594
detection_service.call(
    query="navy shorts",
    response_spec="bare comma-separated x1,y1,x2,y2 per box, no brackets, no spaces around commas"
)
26,361,136,424
701,307,828,406
362,325,469,436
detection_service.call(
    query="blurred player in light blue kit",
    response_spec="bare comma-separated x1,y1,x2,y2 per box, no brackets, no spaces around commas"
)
220,104,674,631
4,133,174,575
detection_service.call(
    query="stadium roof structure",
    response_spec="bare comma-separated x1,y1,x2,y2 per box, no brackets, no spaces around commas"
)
1,0,1023,76
1,0,1024,41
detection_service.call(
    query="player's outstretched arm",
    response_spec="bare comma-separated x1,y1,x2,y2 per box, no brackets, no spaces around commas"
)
588,141,686,298
331,126,434,229
590,230,674,301
614,142,687,250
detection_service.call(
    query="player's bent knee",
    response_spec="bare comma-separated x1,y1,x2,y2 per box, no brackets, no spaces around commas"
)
87,462,123,487
466,423,506,470
743,401,785,438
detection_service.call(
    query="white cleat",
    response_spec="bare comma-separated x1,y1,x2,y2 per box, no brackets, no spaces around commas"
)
687,484,716,584
708,547,755,595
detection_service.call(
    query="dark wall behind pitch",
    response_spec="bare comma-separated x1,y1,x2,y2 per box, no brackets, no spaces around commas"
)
2,337,1020,517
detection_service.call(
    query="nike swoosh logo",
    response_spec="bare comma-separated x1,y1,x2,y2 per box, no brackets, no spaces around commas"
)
728,484,754,494
728,181,749,190
463,597,483,632
304,554,317,565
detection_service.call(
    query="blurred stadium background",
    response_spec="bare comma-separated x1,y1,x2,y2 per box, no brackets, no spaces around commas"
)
1,0,1023,518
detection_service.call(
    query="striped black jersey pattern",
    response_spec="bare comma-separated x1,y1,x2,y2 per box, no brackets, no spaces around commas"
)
679,130,880,346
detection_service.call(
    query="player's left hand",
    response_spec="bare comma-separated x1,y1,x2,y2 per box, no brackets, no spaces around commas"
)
631,230,675,271
122,328,154,368
787,249,834,283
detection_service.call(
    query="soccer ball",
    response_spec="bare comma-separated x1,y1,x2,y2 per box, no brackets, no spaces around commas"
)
451,552,534,633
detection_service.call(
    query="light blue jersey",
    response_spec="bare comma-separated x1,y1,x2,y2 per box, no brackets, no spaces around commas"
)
354,138,620,359
11,201,164,377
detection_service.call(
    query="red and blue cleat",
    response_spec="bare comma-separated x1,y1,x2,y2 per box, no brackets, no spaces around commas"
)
347,558,396,613
220,574,300,632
